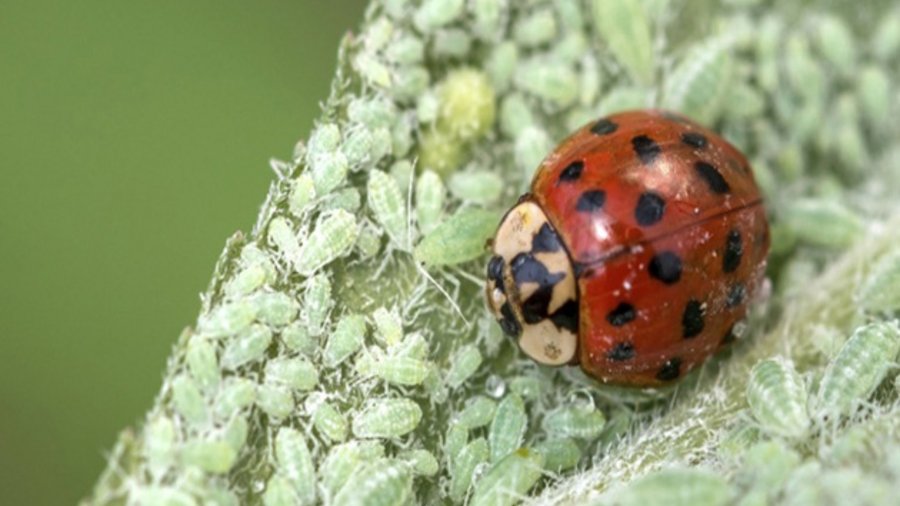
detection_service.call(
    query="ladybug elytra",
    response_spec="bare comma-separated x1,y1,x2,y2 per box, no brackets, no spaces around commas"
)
485,110,769,386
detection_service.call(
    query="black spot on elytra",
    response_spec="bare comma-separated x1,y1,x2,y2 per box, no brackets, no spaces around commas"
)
726,283,746,308
590,118,618,135
532,223,562,253
558,160,584,184
607,302,636,327
682,299,705,339
723,229,743,274
695,161,731,194
499,303,520,337
632,135,662,164
681,132,708,149
656,357,682,381
648,251,683,285
635,192,666,226
549,299,579,334
576,190,607,212
487,255,505,293
607,342,635,361
521,284,554,324
511,253,565,287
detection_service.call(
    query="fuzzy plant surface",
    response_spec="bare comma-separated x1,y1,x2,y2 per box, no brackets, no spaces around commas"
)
85,0,900,505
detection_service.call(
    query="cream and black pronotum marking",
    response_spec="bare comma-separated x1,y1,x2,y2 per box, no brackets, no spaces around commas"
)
485,200,579,366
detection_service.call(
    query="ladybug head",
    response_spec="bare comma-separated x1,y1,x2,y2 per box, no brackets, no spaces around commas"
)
485,198,579,366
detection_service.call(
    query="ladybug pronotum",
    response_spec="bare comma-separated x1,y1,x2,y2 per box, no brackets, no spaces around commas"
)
485,110,769,386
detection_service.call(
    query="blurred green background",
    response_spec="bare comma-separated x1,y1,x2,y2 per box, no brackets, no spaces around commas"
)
0,1,365,503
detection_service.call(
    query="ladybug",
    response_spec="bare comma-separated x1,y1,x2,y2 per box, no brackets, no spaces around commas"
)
485,110,769,386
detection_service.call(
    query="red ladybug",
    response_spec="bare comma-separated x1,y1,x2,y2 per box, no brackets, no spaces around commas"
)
485,110,769,386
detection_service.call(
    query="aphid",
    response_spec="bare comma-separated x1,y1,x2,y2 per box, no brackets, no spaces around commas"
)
611,468,733,506
294,210,359,275
225,263,269,298
280,322,316,356
746,358,810,439
541,404,606,440
288,173,316,217
220,324,273,371
256,383,294,420
485,110,770,386
457,396,497,429
590,0,654,85
858,249,900,315
513,8,557,48
274,428,316,505
448,171,503,205
198,299,257,339
223,416,248,453
446,344,483,388
449,438,489,502
312,400,349,442
332,459,412,506
415,170,445,235
444,424,469,464
488,394,527,462
470,448,544,506
815,321,900,418
535,437,581,473
143,416,176,478
399,449,439,477
352,398,423,439
263,474,298,506
181,440,236,474
368,170,408,250
320,441,385,499
264,357,318,392
372,307,403,346
513,57,578,108
324,314,367,368
432,28,472,58
414,208,498,266
357,350,431,386
302,274,332,337
413,0,464,33
252,292,299,327
171,374,207,425
185,336,220,392
213,378,256,420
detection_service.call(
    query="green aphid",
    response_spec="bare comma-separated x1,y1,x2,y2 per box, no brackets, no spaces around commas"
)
171,374,208,426
535,437,581,473
445,344,483,388
275,428,316,505
488,394,527,462
185,336,219,393
264,356,318,391
746,358,810,440
457,395,497,429
220,324,272,370
352,398,423,439
368,170,409,250
181,440,236,475
324,314,367,368
470,448,544,506
590,0,655,85
213,377,256,420
312,400,348,443
816,321,900,418
542,404,606,440
294,210,359,275
256,383,294,420
414,208,498,266
415,169,445,235
449,438,489,502
332,459,412,506
612,468,734,506
302,274,332,337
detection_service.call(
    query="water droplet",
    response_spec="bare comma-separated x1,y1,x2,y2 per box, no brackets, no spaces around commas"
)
485,374,506,398
252,480,265,493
